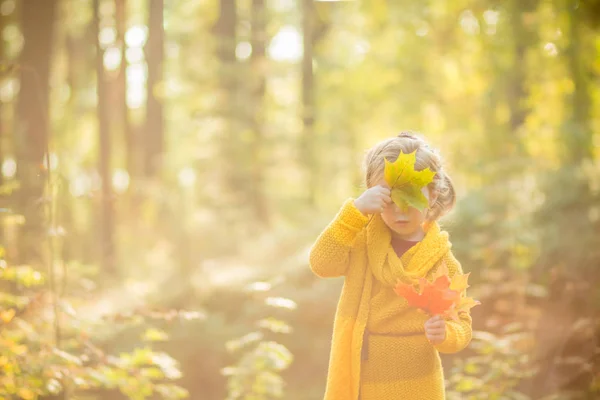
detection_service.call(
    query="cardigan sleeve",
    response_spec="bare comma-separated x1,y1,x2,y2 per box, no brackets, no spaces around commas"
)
435,250,473,354
309,198,368,278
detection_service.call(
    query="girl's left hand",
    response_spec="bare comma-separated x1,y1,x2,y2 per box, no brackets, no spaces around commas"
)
424,315,446,345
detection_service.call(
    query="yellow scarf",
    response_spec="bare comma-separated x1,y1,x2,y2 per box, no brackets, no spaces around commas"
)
366,214,451,287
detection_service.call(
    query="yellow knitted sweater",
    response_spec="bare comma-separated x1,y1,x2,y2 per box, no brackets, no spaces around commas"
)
310,199,473,400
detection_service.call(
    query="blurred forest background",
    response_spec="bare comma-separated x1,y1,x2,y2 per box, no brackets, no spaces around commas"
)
1,0,600,399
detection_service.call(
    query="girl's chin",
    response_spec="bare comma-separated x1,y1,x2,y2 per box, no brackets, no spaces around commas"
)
394,227,418,235
390,223,418,235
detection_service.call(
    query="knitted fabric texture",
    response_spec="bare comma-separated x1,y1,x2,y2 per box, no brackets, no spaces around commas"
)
309,199,473,400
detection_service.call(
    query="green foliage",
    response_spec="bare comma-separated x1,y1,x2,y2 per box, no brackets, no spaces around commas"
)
446,327,537,400
222,283,295,400
0,247,188,400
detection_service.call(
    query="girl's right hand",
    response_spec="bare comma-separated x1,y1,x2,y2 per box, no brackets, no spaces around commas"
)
354,185,392,216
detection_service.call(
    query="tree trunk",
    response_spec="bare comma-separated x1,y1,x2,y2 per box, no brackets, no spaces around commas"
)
214,0,238,207
481,1,535,162
0,0,5,189
16,0,57,264
63,21,77,266
249,0,269,226
564,1,593,164
507,0,537,138
116,0,133,179
144,0,164,178
301,0,316,206
93,0,116,274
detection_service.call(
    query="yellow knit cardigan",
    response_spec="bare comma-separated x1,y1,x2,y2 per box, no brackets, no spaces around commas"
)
309,199,473,400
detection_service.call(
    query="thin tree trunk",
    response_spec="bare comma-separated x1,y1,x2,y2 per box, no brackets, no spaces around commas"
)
16,0,57,264
0,0,5,189
505,0,537,163
507,0,534,134
564,1,593,163
116,0,133,179
0,0,5,251
480,1,534,163
144,0,164,178
65,26,94,264
250,0,268,225
214,0,237,207
63,19,77,266
93,0,116,274
301,0,316,206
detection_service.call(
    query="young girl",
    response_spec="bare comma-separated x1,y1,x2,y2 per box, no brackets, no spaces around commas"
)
309,132,473,400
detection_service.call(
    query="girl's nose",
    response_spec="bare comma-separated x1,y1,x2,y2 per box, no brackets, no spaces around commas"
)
392,203,405,215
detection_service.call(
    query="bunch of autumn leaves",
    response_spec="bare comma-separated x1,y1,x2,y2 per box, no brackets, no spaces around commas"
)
384,150,480,320
394,262,480,320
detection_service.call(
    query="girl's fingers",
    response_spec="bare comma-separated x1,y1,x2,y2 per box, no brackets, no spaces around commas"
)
433,320,446,329
377,190,391,200
426,325,445,333
428,329,445,337
378,186,391,195
427,331,445,339
426,335,444,344
425,316,446,343
425,321,446,332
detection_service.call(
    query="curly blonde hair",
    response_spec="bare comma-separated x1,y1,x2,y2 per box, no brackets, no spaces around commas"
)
362,131,456,222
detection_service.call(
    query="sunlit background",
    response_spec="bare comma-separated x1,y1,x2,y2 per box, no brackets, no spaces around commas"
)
1,0,599,399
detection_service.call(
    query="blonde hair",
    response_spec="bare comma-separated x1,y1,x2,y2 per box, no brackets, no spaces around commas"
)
362,131,456,222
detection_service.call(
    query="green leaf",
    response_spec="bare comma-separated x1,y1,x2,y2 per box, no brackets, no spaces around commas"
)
464,362,480,375
142,328,169,342
257,318,292,334
258,342,293,371
455,377,477,392
155,384,189,399
151,353,182,380
141,367,165,379
226,331,264,353
391,185,429,212
121,347,154,367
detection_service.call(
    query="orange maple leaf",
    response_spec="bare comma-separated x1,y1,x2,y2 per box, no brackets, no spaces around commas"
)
394,268,480,318
394,281,429,310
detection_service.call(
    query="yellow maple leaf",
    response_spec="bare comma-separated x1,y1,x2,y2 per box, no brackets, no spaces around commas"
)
384,150,436,212
450,272,471,292
455,297,480,313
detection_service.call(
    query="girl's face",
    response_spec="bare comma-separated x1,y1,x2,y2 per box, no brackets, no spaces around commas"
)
376,180,437,241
